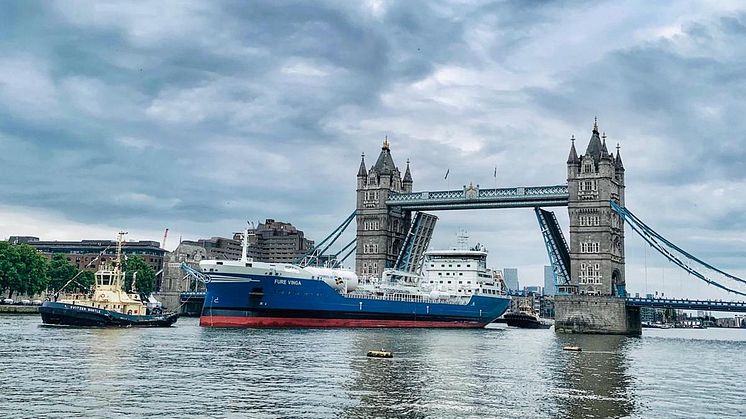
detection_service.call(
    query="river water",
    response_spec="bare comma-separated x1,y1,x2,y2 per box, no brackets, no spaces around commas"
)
0,316,744,418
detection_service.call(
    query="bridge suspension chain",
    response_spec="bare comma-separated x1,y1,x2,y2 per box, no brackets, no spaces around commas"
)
610,201,746,297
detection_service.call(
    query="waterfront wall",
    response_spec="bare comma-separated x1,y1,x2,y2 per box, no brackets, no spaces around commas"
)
555,295,641,335
0,305,39,314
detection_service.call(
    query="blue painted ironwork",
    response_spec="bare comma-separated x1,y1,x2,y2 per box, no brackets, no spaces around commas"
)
534,208,571,292
297,211,356,266
611,201,746,297
334,239,358,268
626,297,746,313
386,185,569,210
180,262,208,294
394,212,437,274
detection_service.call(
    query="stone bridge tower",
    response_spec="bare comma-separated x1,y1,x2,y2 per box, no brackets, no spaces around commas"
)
566,119,626,296
355,139,411,279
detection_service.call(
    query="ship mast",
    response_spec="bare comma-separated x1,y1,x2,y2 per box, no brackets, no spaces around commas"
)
240,228,249,263
115,231,128,288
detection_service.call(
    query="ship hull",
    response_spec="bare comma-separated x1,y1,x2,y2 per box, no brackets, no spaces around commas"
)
40,301,178,327
504,312,551,329
200,273,510,329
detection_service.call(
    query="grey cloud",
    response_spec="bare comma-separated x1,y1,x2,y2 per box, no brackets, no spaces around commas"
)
2,1,746,298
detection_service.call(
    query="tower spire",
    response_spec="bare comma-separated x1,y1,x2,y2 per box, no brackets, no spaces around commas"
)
357,152,367,177
403,158,413,183
567,135,579,164
615,143,625,171
585,118,603,162
601,132,611,159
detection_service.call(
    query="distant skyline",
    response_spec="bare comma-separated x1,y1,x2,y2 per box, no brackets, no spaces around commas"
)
2,1,746,299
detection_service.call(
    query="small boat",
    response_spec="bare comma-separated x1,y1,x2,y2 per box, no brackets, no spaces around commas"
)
39,232,178,327
367,350,393,358
504,302,552,329
563,346,582,352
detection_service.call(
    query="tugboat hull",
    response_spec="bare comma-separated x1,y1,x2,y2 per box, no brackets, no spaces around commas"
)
40,302,178,327
504,312,551,329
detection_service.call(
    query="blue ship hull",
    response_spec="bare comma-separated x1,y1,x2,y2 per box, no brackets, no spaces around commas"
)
201,273,510,328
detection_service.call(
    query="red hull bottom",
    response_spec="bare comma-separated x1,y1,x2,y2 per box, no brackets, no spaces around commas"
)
200,315,487,328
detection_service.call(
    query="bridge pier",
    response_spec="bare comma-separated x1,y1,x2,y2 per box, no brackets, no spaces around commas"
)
555,295,641,336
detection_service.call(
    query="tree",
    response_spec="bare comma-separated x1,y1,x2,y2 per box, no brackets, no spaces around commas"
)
78,270,95,292
48,254,78,292
123,256,155,295
0,242,49,298
0,241,19,298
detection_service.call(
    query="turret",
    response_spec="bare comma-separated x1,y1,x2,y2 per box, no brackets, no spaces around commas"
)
615,143,625,185
567,135,580,179
403,159,413,193
584,117,604,164
357,153,367,189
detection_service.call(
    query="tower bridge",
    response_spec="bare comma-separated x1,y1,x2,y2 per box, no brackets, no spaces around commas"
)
346,117,744,335
356,119,625,298
180,118,746,333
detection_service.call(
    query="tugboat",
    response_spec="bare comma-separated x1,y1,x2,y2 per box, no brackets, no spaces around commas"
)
39,232,178,327
504,302,552,329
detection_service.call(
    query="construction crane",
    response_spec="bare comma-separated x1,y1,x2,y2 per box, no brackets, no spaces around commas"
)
162,228,169,249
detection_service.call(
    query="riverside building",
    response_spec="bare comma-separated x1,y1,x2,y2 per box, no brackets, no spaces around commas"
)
8,236,165,274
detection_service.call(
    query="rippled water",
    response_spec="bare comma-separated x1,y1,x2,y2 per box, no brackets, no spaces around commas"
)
1,315,745,418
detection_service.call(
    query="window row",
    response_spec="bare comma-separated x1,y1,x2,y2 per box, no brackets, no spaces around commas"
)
364,191,380,201
429,263,472,268
579,262,603,284
579,215,600,226
580,242,600,253
580,179,598,191
362,220,381,231
361,262,379,274
363,244,379,254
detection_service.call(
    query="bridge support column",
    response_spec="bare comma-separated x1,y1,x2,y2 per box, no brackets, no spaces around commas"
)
555,295,641,335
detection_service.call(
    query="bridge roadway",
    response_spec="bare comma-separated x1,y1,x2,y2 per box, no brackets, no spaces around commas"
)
626,297,746,313
386,185,569,211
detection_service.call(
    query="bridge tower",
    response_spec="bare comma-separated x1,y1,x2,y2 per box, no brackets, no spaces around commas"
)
355,139,411,279
566,118,626,296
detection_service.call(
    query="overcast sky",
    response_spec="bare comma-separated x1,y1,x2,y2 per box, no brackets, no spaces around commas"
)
2,1,746,299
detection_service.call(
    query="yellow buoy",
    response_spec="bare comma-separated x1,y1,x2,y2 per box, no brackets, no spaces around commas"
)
367,350,393,358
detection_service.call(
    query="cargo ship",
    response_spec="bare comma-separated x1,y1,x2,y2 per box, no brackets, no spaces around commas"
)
198,233,510,328
40,232,178,327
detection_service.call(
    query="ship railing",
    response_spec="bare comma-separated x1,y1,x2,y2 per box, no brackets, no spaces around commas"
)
343,291,468,305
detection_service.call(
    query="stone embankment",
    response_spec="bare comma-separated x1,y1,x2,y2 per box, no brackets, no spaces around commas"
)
0,305,40,314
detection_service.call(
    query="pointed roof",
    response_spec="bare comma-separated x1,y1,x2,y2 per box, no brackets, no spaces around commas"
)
585,117,603,163
403,159,413,183
615,143,625,171
601,133,612,161
567,136,579,164
357,153,367,177
373,137,397,175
